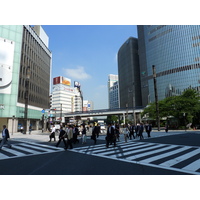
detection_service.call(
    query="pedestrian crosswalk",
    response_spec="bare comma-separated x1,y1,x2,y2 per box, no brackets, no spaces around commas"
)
0,142,64,161
69,141,200,175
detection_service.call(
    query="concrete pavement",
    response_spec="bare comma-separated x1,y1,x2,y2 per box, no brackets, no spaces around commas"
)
9,128,200,144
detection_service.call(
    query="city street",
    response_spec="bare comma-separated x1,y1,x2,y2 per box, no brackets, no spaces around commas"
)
0,130,200,175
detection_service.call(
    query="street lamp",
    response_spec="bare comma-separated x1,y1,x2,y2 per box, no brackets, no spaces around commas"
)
24,66,31,134
152,65,160,131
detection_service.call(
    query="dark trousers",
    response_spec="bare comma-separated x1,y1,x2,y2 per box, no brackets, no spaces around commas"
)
106,136,116,147
56,137,67,147
92,134,97,144
146,131,151,137
73,134,79,144
49,132,56,141
129,131,135,139
67,139,73,149
139,132,144,140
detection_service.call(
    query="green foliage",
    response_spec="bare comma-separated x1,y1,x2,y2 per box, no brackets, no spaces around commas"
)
107,115,119,124
142,89,200,127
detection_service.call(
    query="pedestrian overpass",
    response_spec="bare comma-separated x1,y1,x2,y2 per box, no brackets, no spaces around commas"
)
64,107,144,124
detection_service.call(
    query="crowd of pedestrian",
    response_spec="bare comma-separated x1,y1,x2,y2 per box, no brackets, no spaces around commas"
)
49,123,101,150
105,122,152,148
48,122,152,150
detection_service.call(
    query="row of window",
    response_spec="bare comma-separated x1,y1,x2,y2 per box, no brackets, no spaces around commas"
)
192,35,200,40
148,29,173,42
145,63,200,80
18,27,51,108
148,25,166,35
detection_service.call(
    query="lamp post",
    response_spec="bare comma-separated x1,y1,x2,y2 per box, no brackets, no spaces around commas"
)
152,65,160,131
24,66,31,134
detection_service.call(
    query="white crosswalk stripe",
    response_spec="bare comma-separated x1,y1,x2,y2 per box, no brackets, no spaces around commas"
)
70,141,200,175
0,142,64,160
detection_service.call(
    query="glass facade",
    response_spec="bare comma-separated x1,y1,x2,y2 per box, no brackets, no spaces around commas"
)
138,25,200,106
117,37,142,109
108,74,119,109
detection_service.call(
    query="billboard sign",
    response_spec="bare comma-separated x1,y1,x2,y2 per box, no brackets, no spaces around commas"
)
0,37,15,94
74,81,81,88
53,76,71,86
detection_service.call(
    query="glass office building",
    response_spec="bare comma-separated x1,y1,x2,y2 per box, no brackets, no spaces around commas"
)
118,37,142,109
137,25,200,106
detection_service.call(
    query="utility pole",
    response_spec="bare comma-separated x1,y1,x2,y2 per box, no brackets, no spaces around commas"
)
152,65,160,131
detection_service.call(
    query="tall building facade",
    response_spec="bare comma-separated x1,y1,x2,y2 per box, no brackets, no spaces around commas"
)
117,37,142,109
51,76,83,122
137,25,200,106
83,100,94,111
108,74,119,109
0,25,52,132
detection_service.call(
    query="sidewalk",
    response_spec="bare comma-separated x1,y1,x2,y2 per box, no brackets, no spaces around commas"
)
10,130,51,143
9,129,200,143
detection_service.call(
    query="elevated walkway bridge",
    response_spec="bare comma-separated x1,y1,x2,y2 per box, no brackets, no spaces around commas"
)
64,107,144,124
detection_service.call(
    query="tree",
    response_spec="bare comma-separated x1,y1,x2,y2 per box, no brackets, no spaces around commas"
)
106,115,119,124
142,89,200,128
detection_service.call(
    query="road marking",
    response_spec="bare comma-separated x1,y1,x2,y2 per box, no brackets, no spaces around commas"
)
160,148,200,167
70,141,200,175
182,159,200,172
137,146,191,163
0,142,64,160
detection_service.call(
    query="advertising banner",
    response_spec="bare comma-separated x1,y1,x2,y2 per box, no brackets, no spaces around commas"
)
53,76,71,86
0,37,15,94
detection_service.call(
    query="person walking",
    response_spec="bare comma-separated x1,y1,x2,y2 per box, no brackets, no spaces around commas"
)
135,123,140,137
81,124,87,144
91,123,99,144
0,125,12,150
129,124,135,139
120,124,129,143
165,124,169,132
106,123,116,148
64,125,73,149
139,123,144,140
29,125,32,134
145,123,152,138
55,126,68,148
49,125,56,142
73,125,79,144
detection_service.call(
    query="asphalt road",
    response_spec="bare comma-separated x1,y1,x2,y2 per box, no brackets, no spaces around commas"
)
0,131,200,175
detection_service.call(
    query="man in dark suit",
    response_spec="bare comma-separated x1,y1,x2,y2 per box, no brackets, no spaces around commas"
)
145,123,152,138
106,123,116,148
0,125,12,150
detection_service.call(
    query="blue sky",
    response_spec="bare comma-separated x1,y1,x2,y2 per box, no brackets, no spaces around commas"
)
42,25,138,109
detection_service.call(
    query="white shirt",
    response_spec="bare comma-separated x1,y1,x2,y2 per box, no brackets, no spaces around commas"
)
51,127,56,133
2,128,6,137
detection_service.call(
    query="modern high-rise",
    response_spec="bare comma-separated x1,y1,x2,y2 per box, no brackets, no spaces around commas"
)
108,74,119,109
0,25,52,132
51,76,83,122
137,25,200,106
117,37,142,109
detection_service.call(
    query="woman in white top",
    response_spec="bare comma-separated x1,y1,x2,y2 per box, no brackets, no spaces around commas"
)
120,124,129,143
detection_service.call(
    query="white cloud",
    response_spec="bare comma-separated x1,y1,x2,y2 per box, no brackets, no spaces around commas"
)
63,66,91,80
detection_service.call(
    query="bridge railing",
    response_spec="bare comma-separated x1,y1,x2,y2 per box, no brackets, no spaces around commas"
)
64,106,144,116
